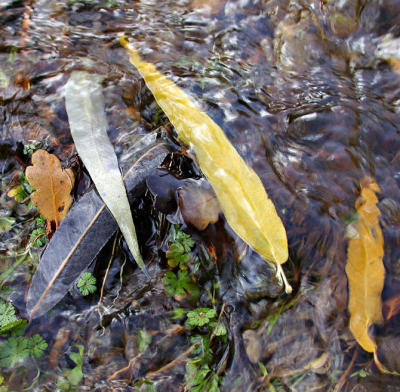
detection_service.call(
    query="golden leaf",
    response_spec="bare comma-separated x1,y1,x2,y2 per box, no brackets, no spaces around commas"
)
121,35,291,292
26,150,75,226
345,177,384,353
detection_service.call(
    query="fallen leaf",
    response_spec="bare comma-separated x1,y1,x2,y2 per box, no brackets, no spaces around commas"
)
65,71,144,271
345,177,385,353
25,150,74,226
27,142,170,319
177,178,221,230
121,35,291,293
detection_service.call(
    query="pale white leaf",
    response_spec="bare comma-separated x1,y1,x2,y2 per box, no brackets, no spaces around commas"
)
65,71,145,270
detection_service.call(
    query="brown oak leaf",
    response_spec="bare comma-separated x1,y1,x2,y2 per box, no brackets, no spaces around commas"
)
26,149,75,227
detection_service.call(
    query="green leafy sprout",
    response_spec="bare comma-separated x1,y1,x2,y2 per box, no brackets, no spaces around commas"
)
186,308,217,329
30,227,46,248
166,226,195,269
185,335,223,392
58,344,85,390
163,270,199,300
23,140,47,157
77,272,97,296
0,334,47,367
29,214,47,248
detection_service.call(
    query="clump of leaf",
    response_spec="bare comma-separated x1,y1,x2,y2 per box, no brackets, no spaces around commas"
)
163,270,199,300
171,306,227,391
30,227,46,248
29,214,46,248
23,140,47,157
185,335,223,392
0,336,29,367
0,334,47,367
186,308,217,329
27,334,48,358
7,173,35,204
166,226,195,269
77,272,96,296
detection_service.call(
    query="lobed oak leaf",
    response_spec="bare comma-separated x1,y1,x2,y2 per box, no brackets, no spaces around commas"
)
25,150,75,226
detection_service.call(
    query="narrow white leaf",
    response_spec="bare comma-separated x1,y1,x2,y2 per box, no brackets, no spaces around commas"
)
65,71,145,270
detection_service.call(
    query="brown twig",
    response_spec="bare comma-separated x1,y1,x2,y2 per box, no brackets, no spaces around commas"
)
107,352,144,382
146,343,200,379
333,347,358,392
107,325,185,382
97,232,119,328
209,302,226,344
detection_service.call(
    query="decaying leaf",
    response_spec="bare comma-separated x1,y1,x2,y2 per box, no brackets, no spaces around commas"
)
25,150,74,226
121,35,291,292
65,71,144,271
27,142,170,319
345,177,385,353
177,178,221,231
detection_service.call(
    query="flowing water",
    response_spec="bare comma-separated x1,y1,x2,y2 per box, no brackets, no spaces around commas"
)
1,0,400,391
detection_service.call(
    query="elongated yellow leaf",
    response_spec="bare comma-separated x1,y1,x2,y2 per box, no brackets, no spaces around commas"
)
346,177,385,353
121,35,290,292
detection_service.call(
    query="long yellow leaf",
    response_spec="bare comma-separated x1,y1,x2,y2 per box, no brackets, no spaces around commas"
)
346,177,385,353
120,35,291,292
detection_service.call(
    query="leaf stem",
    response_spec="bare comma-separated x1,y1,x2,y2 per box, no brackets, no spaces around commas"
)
276,263,292,294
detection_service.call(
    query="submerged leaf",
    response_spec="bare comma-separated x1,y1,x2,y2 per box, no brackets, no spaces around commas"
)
65,71,143,270
25,150,74,226
27,143,170,319
345,177,385,353
121,36,290,292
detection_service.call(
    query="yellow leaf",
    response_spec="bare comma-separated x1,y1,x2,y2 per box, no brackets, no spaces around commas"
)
121,36,291,292
26,150,75,226
345,177,384,353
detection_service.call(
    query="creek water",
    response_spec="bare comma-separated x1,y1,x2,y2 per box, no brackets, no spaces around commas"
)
1,0,400,391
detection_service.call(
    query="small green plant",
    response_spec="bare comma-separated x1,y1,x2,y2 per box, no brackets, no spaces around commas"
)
163,270,199,300
7,185,27,203
186,308,217,329
0,336,29,367
30,227,46,248
57,344,85,391
77,272,97,296
27,334,48,358
166,226,195,269
29,214,47,248
7,173,34,205
23,143,40,157
185,335,223,392
0,334,47,367
35,215,45,226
